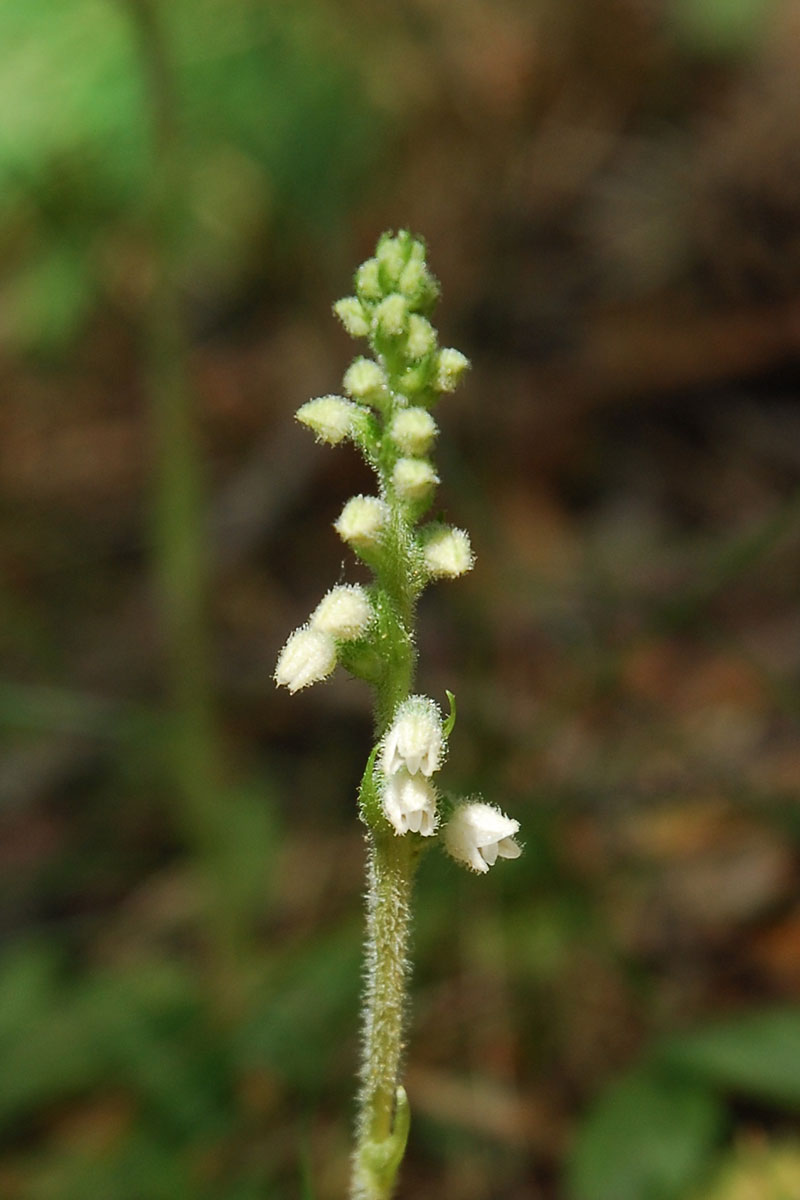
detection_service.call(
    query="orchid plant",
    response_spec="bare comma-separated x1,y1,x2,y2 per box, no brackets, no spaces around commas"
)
275,231,521,1199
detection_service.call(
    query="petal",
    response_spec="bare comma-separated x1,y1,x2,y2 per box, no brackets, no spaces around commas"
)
481,841,499,867
497,836,522,861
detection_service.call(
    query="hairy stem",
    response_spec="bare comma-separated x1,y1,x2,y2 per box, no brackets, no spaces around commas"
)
351,833,418,1199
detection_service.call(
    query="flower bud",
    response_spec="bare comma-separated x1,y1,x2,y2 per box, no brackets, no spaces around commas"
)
311,584,372,641
376,234,406,287
383,770,438,837
296,395,360,445
382,695,444,777
355,257,382,302
343,358,389,408
274,625,337,693
335,495,389,551
405,314,436,360
421,524,474,578
390,408,437,456
434,348,470,393
333,296,370,338
443,801,521,873
373,294,408,339
393,457,438,503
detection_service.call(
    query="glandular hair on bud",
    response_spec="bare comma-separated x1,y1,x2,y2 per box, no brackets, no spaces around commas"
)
333,297,370,338
335,494,389,551
343,358,388,408
406,314,436,360
393,457,439,503
390,408,437,456
373,294,408,339
311,584,373,641
421,524,474,578
274,625,337,693
434,348,470,393
296,395,360,445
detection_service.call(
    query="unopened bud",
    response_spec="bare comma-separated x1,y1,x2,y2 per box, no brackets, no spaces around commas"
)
335,495,389,551
355,257,382,302
343,358,389,408
311,584,373,641
406,314,436,360
390,408,437,456
296,395,360,445
393,457,439,503
275,626,337,693
434,348,470,393
373,294,408,339
333,297,370,338
421,525,474,578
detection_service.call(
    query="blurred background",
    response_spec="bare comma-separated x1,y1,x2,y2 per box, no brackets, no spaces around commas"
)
2,1,800,1197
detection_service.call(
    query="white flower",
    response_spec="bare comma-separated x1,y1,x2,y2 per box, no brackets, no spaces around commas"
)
443,802,521,873
422,525,474,578
333,296,370,338
311,584,372,641
434,348,470,393
373,293,408,338
393,457,439,503
334,495,388,551
274,625,337,693
296,395,360,445
343,358,388,407
390,407,437,456
382,770,438,836
381,696,443,778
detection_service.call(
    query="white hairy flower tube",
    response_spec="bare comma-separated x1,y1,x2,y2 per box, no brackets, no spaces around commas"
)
443,802,521,873
274,625,337,693
311,584,372,641
381,696,443,778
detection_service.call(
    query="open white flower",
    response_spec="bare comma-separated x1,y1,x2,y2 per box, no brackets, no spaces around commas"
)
311,584,372,641
383,770,437,836
443,801,521,873
381,696,443,778
274,625,337,693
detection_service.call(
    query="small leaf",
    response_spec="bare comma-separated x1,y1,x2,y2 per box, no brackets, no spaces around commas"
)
443,690,457,739
566,1067,723,1200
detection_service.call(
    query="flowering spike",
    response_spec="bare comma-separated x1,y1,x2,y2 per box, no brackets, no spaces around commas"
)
274,232,519,1198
